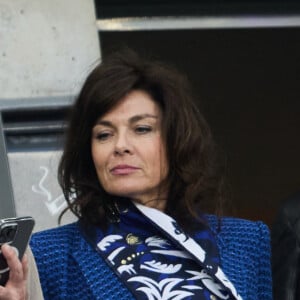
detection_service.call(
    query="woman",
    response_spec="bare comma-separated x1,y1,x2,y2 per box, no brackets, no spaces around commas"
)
2,49,272,299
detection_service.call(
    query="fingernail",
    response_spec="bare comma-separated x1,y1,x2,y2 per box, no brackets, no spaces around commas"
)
1,244,11,251
1,243,9,249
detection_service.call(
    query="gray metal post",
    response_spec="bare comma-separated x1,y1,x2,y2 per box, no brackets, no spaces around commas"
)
0,113,16,218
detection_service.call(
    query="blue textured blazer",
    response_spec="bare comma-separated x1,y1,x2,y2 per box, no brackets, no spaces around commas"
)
30,216,272,300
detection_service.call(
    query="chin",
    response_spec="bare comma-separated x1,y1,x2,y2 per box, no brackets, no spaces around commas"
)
106,186,141,199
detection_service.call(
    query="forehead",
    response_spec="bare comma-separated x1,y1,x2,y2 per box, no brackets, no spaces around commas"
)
99,90,162,121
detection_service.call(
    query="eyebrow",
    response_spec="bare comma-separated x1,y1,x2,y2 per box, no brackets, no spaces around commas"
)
130,114,158,123
95,114,159,127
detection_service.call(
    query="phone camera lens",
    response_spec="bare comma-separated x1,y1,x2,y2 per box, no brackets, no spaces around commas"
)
6,228,16,240
0,225,17,243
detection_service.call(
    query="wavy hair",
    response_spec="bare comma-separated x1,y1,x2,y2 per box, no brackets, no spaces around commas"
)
58,49,226,230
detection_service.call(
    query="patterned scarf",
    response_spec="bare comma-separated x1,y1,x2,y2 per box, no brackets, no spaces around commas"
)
96,199,241,300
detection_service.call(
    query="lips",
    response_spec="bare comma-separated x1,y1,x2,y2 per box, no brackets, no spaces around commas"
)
110,165,139,175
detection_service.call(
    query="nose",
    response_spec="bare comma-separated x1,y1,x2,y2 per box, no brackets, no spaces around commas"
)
114,147,131,155
114,132,132,155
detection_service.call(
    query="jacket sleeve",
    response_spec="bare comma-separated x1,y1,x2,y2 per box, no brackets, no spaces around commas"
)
257,221,273,299
272,203,300,300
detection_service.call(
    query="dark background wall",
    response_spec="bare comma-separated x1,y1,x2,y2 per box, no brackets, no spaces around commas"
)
100,27,300,226
95,0,300,17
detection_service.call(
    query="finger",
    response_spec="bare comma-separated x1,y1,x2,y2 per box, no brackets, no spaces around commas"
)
0,285,12,300
1,244,23,283
0,285,8,299
21,253,28,281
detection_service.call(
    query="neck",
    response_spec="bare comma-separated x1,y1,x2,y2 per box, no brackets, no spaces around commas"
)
131,198,167,212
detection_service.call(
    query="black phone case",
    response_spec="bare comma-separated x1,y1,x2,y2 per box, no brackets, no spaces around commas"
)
0,216,35,286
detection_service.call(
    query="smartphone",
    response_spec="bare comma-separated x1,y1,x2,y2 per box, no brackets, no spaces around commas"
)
0,216,35,286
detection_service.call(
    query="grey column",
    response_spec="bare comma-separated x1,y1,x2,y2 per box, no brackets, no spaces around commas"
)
0,113,16,218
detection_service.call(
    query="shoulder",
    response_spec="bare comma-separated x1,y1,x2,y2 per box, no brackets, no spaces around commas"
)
206,215,270,240
31,221,80,240
205,215,271,256
30,222,81,260
205,215,272,299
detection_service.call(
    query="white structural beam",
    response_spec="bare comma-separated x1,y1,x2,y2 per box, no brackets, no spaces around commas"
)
97,15,300,31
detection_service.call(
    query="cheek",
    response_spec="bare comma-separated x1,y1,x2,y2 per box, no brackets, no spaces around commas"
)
91,144,98,166
151,143,169,178
92,155,107,186
91,144,106,173
160,152,169,178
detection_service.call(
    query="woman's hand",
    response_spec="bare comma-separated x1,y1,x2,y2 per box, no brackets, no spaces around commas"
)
0,244,28,300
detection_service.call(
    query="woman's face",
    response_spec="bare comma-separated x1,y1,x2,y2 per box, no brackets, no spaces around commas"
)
91,89,169,210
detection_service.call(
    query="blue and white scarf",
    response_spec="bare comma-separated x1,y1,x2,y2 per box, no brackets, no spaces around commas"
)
96,200,242,300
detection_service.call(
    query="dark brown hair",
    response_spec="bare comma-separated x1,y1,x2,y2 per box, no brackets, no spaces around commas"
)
58,49,226,230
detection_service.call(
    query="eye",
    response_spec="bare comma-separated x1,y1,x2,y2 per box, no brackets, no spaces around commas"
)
135,126,152,134
95,131,112,141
